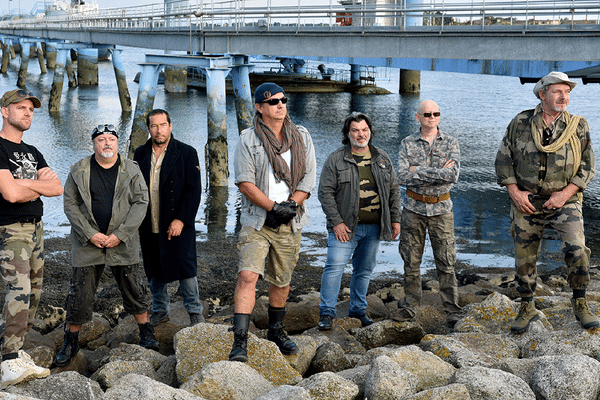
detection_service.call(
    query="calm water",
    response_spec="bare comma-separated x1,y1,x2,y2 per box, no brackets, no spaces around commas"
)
2,47,600,275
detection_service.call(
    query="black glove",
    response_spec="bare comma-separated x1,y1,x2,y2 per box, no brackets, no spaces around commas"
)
264,200,297,229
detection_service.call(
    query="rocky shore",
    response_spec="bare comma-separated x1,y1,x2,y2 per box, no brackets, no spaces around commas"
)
3,234,600,399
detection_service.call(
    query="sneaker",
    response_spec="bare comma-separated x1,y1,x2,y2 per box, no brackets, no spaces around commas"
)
389,308,416,322
572,298,600,329
317,315,333,331
348,313,374,327
189,313,205,326
1,357,47,390
150,312,170,326
510,300,539,334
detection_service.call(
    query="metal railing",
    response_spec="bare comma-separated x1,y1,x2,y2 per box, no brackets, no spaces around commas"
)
1,0,599,33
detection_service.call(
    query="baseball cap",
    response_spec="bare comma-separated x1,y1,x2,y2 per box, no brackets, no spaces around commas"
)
1,89,41,108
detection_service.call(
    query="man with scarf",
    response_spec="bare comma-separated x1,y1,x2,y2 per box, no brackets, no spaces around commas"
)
229,83,316,362
495,71,596,333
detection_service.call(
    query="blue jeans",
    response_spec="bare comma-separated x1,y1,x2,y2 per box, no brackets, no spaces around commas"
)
149,276,203,315
319,224,381,317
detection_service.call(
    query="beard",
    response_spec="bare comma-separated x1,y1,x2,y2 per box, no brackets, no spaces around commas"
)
350,136,369,149
8,117,31,132
100,151,115,159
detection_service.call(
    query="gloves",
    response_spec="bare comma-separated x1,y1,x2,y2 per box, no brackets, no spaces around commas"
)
264,200,298,229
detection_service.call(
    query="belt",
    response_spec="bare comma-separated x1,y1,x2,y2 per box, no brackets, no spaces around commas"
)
20,217,41,224
406,189,450,204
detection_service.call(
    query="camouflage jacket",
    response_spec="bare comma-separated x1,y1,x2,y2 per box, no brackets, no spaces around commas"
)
495,108,595,200
397,128,460,217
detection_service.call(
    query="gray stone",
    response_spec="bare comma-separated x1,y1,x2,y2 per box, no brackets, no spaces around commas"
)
336,365,370,399
179,360,274,400
404,383,471,399
297,371,359,400
283,335,317,376
308,342,352,374
520,323,600,358
253,298,319,333
103,342,167,369
0,393,44,400
4,371,103,400
364,355,418,400
105,315,139,349
103,373,205,399
493,357,538,386
353,319,425,350
81,345,111,374
452,366,536,400
255,385,311,400
156,354,179,387
531,355,600,400
303,325,367,355
419,334,496,368
91,359,158,389
23,346,54,369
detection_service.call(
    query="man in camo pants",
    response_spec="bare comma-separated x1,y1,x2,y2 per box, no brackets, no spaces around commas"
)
495,71,597,333
0,89,63,388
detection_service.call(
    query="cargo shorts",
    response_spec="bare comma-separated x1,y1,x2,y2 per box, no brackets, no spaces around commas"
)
237,224,302,287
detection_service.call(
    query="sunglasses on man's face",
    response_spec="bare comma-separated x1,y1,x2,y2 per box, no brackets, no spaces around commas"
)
419,112,441,118
262,97,288,106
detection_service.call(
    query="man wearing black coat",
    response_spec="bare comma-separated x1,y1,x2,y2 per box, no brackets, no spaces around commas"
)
134,109,204,326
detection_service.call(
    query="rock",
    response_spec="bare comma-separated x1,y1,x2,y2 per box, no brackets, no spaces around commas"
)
156,354,179,387
180,360,274,400
51,314,110,350
105,315,139,348
103,343,167,370
493,357,538,386
364,355,418,400
91,360,158,390
103,373,205,399
81,345,111,374
174,323,301,386
297,371,359,400
353,320,425,350
283,335,317,376
531,355,600,400
303,325,366,355
451,332,520,362
336,365,369,399
23,329,56,352
23,346,54,369
254,385,312,400
520,324,600,358
307,342,352,375
50,350,87,375
403,383,471,399
4,371,103,400
419,334,496,368
0,393,44,400
253,299,320,333
452,366,536,400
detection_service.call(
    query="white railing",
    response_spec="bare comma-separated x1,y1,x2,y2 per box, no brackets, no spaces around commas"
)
1,0,599,32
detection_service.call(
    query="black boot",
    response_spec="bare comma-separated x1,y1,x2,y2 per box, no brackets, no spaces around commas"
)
229,313,250,362
55,330,79,367
138,322,160,351
267,306,298,355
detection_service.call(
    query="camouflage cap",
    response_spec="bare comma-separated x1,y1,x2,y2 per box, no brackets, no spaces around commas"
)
533,71,577,99
1,89,41,108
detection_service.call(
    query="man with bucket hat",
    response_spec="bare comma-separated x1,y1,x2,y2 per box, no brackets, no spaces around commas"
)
229,83,316,362
495,71,596,333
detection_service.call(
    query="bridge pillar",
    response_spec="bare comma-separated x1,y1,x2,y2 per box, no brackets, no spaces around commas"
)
111,49,132,112
49,49,69,112
46,44,57,69
399,69,421,94
77,48,99,85
1,41,9,74
9,43,16,59
164,65,187,93
204,67,232,187
350,64,361,85
17,41,31,88
128,64,163,158
36,42,47,74
229,64,254,134
66,51,77,88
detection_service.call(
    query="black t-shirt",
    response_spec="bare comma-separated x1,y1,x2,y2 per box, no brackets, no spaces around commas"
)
0,136,49,225
90,154,120,234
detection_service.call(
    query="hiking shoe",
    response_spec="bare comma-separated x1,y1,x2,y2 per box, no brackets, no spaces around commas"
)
510,300,539,334
18,351,50,378
267,324,298,355
317,315,333,331
572,298,600,329
189,313,205,326
389,308,416,322
1,357,47,389
150,312,170,326
348,313,374,327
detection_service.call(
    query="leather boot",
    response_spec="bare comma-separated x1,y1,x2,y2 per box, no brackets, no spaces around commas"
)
572,297,600,329
138,323,160,351
266,307,298,355
510,300,539,334
55,330,79,367
229,313,250,362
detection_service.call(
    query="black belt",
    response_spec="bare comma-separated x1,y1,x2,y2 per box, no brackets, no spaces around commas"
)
20,217,41,224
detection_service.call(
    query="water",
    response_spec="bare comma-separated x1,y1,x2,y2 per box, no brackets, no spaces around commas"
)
2,47,600,276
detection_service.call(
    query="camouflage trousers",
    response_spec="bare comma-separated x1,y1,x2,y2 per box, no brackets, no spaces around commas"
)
399,209,461,315
0,221,44,356
511,201,589,297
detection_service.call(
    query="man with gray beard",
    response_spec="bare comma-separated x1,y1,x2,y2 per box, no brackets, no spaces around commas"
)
56,124,158,367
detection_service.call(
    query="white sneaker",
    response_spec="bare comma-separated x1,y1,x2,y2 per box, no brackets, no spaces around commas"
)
18,350,50,377
1,358,39,389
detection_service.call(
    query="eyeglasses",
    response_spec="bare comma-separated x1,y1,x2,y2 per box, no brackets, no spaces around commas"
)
419,112,441,118
92,124,116,136
262,97,288,106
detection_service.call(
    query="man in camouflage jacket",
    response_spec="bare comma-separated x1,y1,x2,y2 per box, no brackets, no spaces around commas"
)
392,99,463,331
495,71,597,333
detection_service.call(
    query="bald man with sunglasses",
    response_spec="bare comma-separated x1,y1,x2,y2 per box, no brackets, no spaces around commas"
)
392,99,463,332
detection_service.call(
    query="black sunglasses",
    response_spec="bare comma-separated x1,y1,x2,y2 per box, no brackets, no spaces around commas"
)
419,112,441,118
262,97,288,106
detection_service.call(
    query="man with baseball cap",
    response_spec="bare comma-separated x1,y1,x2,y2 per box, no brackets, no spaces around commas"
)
495,71,597,333
229,82,316,362
56,124,158,367
0,89,62,388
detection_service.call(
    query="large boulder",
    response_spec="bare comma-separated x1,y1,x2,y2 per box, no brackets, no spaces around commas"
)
91,360,158,389
530,355,600,400
353,320,425,350
307,342,352,375
103,373,205,399
364,355,418,400
3,371,103,400
403,383,471,400
254,385,311,400
102,343,167,370
452,366,535,400
297,372,359,400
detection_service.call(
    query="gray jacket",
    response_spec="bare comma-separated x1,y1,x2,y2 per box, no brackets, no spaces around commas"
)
63,155,149,268
318,144,402,241
234,125,317,232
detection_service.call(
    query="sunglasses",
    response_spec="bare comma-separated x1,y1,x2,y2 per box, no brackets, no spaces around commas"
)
92,124,117,135
262,97,288,106
419,112,441,118
3,89,35,106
